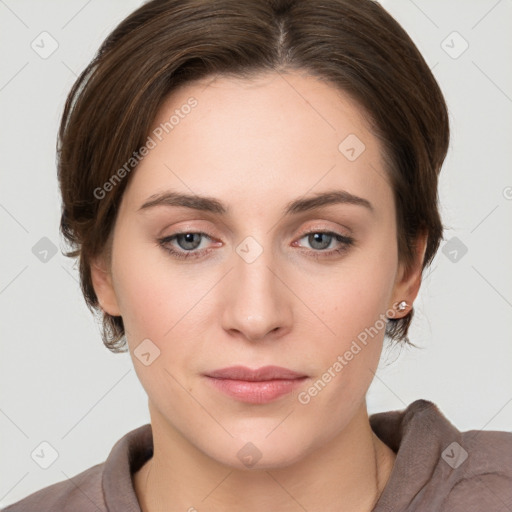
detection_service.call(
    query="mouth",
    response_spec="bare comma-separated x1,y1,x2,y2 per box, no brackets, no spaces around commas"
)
203,365,309,404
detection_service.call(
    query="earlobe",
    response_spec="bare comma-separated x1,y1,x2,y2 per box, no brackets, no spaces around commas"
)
90,255,122,317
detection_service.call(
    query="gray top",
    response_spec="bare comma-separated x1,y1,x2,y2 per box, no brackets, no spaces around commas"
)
3,399,511,511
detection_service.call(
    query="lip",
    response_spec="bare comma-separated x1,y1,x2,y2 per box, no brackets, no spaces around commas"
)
205,365,308,381
203,366,309,404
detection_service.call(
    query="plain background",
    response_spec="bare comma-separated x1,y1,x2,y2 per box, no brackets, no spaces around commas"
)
1,0,511,507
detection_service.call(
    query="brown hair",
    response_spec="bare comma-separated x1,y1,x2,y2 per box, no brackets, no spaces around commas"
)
58,0,450,352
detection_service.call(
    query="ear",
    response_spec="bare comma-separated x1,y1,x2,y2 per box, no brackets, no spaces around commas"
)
90,252,122,317
388,230,428,318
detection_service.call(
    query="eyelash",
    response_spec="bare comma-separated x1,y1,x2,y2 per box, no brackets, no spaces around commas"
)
157,230,355,261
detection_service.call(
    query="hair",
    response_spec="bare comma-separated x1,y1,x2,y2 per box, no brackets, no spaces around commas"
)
57,0,450,353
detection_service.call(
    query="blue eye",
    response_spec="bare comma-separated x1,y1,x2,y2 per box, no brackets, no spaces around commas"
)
295,231,355,259
158,232,213,260
157,230,355,261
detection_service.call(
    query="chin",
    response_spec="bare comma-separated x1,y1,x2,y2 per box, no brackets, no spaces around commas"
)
194,426,317,471
216,448,308,472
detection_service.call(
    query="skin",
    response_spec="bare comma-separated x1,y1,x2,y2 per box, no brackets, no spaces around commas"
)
91,70,427,512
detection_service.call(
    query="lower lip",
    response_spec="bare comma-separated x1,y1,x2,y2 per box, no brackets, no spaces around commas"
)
204,376,308,404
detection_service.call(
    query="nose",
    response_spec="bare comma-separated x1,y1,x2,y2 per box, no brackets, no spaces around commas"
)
220,242,293,343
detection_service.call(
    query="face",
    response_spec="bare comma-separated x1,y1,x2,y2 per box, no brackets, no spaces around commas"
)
93,70,422,469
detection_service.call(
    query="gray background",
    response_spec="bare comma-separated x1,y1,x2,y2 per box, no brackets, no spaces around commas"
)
1,0,511,507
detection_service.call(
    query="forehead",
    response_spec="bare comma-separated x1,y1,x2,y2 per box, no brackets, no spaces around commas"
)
121,71,393,217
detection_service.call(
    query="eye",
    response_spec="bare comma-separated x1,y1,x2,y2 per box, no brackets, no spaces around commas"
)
157,229,355,261
293,230,355,259
157,232,216,260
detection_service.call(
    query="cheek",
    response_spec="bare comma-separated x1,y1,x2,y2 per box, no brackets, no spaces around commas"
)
312,239,396,342
113,262,168,342
111,236,217,381
111,229,200,339
301,236,397,392
111,246,205,401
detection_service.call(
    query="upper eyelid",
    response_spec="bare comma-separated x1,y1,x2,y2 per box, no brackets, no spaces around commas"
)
163,218,353,236
155,212,356,237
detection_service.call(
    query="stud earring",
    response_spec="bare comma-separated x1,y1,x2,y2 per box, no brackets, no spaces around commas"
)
396,300,408,312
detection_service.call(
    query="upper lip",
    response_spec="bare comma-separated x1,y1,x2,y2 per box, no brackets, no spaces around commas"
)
205,365,307,381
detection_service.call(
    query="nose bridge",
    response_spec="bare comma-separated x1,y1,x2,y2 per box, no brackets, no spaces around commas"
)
221,234,291,340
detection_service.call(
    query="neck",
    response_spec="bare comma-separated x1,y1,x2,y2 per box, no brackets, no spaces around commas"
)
134,401,396,512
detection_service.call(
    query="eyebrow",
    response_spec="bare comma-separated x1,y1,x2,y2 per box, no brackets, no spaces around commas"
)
138,189,374,215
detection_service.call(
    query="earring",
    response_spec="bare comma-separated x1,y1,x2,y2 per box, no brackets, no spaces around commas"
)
396,300,408,312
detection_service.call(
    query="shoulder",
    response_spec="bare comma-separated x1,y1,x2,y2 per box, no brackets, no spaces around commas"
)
2,423,152,512
440,427,512,511
1,463,105,512
371,399,512,512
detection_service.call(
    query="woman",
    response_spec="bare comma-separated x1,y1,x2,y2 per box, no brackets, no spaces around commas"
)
4,0,511,510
